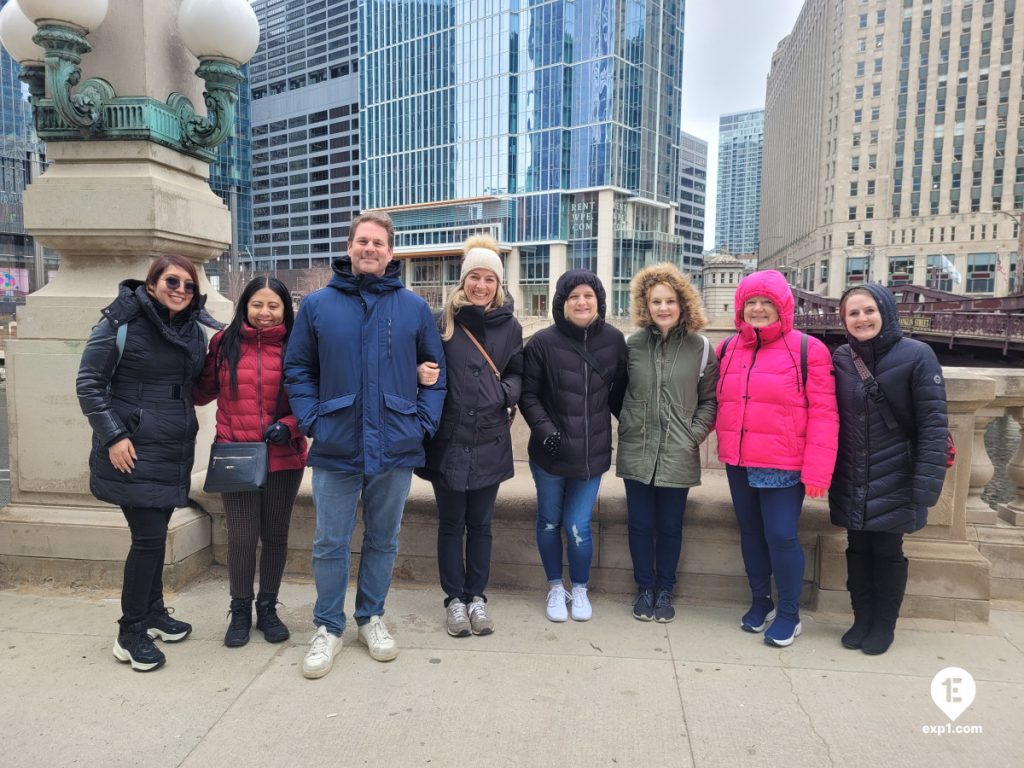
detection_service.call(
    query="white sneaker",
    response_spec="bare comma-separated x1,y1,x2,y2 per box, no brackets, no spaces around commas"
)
302,625,341,679
571,584,592,621
358,615,398,661
545,584,569,622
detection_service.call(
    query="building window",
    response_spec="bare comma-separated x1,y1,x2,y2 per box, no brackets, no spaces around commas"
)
849,206,858,220
852,156,861,171
864,231,874,245
850,181,859,196
866,205,875,219
847,231,856,245
927,255,956,292
888,256,914,285
966,253,996,293
846,257,869,285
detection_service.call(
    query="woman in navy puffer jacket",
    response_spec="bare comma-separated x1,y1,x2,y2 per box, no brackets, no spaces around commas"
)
194,276,308,648
830,283,948,655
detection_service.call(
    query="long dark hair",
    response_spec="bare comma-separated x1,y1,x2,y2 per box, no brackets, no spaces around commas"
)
216,276,295,397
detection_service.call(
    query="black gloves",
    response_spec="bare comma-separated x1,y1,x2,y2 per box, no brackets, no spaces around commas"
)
543,431,562,457
264,422,291,445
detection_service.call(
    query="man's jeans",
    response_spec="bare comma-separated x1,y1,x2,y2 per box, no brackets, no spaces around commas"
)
530,461,601,586
311,466,413,635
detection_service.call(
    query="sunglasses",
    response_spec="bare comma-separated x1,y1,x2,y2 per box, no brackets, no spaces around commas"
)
162,276,197,294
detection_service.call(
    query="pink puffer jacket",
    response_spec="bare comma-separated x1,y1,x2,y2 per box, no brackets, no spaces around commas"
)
714,270,838,489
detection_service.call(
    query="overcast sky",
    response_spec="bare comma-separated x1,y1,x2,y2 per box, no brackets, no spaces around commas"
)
681,0,808,248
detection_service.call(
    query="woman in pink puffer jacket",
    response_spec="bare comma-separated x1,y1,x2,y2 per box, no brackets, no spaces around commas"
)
716,270,838,647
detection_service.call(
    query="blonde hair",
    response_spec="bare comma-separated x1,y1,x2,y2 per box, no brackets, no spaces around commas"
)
440,233,507,341
629,262,708,332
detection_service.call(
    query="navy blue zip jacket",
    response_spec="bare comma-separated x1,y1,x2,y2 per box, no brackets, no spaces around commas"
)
829,283,949,533
283,256,446,474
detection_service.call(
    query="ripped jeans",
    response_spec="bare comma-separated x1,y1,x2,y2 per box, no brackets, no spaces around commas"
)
530,460,602,586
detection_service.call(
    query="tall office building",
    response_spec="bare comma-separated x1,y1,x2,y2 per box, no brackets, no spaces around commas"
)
207,66,253,288
676,131,708,277
715,109,764,257
360,0,688,315
248,0,361,281
0,1,48,299
762,0,1022,297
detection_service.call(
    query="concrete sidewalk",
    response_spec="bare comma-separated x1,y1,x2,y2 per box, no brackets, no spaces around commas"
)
2,574,1022,767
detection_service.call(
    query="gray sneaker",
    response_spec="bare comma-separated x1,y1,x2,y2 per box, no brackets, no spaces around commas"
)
446,600,471,637
654,590,676,623
632,589,655,621
467,597,494,635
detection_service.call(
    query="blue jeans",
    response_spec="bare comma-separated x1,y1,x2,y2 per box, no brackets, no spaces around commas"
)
624,480,689,592
530,461,601,585
725,465,806,621
311,466,413,636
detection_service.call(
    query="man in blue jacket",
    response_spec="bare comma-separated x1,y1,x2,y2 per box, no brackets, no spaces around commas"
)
285,211,446,679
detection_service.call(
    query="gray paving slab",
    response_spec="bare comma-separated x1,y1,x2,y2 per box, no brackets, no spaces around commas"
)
0,573,1022,768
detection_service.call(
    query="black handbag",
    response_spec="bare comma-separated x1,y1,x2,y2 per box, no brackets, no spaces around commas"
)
203,441,269,493
203,361,287,494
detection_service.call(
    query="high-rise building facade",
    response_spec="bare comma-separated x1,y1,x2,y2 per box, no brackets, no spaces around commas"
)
715,109,764,257
762,0,1022,297
248,0,361,279
360,0,688,315
676,131,708,277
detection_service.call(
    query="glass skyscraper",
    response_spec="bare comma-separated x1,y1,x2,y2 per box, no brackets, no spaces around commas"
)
360,0,688,315
715,108,764,257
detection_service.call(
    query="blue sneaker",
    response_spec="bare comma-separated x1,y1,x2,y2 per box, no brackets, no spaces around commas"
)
740,597,776,633
764,615,802,647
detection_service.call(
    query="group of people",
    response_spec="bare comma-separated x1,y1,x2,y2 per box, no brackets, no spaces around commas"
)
76,211,949,676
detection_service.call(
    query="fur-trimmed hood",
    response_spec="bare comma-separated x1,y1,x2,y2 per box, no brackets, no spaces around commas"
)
629,263,708,333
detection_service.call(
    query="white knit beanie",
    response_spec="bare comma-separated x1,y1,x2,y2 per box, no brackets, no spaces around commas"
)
460,247,504,282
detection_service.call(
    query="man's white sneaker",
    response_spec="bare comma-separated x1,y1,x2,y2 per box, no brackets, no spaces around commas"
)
302,625,341,679
571,584,592,621
358,615,398,661
545,584,569,622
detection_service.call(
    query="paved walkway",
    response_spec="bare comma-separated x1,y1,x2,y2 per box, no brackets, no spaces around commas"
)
2,573,1022,767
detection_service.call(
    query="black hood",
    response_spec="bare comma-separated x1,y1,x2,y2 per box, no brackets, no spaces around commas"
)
330,255,404,294
844,283,902,361
552,269,607,340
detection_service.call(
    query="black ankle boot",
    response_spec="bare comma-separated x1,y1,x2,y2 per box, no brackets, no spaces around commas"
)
224,598,253,647
114,620,166,672
841,550,874,649
255,593,290,643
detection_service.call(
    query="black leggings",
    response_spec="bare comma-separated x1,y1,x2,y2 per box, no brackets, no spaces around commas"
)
120,506,174,625
222,469,303,599
847,529,905,560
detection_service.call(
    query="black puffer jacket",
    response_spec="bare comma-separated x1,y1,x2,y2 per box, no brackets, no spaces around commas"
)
520,270,627,480
76,281,213,509
829,283,949,533
419,300,523,490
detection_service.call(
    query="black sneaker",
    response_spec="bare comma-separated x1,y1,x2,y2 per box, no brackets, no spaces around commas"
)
224,598,253,647
114,622,166,672
632,589,655,621
146,601,192,642
255,595,290,643
654,590,676,623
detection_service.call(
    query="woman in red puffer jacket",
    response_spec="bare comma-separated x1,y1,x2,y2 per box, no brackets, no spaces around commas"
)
194,276,307,648
715,270,838,648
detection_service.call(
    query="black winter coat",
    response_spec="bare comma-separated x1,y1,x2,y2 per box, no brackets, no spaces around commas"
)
419,301,523,490
76,281,213,509
829,283,949,534
520,270,628,480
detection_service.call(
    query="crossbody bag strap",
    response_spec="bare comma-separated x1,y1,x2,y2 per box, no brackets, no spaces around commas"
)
850,350,900,432
569,338,613,387
458,323,501,379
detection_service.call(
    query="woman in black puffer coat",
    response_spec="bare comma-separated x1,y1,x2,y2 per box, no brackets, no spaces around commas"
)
416,235,523,638
830,283,948,656
77,254,216,673
520,269,627,624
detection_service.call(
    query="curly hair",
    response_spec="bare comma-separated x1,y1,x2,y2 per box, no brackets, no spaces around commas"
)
629,263,708,332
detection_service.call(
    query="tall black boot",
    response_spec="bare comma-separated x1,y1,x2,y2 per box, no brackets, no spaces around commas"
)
841,549,874,649
224,598,253,648
861,557,908,656
255,593,290,643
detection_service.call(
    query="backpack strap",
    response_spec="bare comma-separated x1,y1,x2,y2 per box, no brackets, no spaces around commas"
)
115,322,127,369
850,349,901,431
698,334,710,378
800,332,808,389
569,338,614,388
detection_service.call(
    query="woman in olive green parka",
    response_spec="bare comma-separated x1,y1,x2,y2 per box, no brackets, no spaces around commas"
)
616,263,718,622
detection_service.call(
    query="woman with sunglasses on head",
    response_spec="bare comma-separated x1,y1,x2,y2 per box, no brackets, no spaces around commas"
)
194,276,308,648
77,255,218,672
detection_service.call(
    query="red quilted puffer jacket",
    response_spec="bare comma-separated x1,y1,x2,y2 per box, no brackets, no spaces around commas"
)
193,322,307,473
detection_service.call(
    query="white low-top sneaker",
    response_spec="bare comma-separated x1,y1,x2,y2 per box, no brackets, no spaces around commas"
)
302,625,341,679
545,584,569,622
571,584,592,621
358,615,399,661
